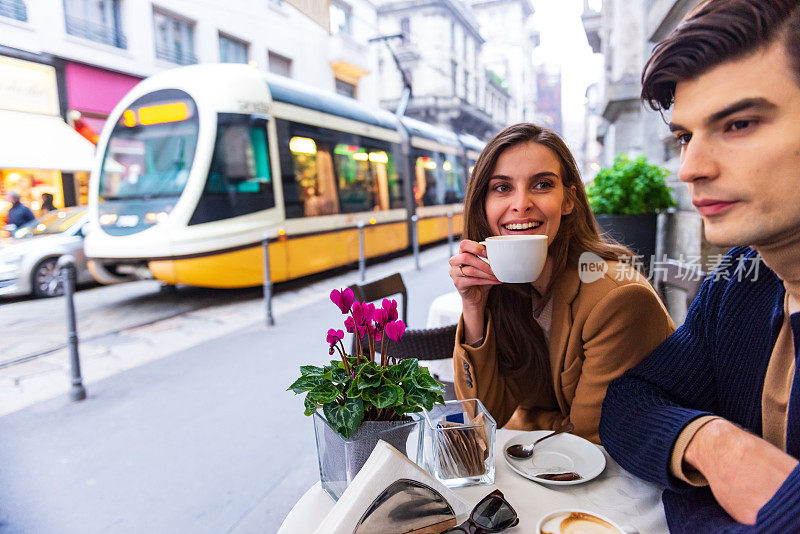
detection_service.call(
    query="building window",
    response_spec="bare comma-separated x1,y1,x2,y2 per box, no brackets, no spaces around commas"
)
0,0,27,21
153,10,196,65
329,0,351,35
268,51,292,77
335,78,356,99
63,0,126,48
451,60,457,96
219,33,248,63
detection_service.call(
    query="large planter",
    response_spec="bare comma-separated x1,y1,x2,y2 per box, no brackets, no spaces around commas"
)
313,410,423,501
595,213,658,272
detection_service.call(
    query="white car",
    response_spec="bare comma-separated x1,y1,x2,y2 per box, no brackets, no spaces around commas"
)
0,207,93,298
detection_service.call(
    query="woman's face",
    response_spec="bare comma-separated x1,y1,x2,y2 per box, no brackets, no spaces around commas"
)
484,141,574,245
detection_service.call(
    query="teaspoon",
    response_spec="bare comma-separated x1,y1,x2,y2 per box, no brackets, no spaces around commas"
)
505,422,575,459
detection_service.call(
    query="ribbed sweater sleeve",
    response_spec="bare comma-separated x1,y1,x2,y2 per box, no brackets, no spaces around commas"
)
599,272,719,491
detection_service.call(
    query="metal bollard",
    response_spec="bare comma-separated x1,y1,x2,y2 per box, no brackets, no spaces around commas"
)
447,211,454,257
262,235,275,326
358,221,366,282
411,215,420,270
58,255,86,402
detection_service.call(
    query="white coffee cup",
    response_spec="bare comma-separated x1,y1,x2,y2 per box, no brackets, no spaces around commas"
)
477,235,548,283
537,509,629,534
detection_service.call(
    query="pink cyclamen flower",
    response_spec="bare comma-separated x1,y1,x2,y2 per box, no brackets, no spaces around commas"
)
372,308,389,329
385,320,406,343
382,299,398,322
326,328,345,348
368,322,382,341
351,301,367,326
344,316,356,334
330,288,355,314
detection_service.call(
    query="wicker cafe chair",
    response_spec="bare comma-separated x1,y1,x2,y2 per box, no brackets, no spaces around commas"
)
348,273,458,400
653,258,707,310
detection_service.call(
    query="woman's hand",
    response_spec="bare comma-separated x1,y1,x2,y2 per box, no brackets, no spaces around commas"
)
449,240,501,343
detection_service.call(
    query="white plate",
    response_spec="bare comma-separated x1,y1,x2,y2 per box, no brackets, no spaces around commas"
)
502,431,606,486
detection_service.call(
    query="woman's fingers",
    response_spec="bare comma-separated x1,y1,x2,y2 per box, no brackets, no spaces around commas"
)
459,239,487,258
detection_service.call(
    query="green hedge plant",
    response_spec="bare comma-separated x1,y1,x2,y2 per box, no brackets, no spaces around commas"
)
587,154,676,215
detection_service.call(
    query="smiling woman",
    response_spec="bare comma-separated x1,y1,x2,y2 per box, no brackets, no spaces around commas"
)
447,123,675,444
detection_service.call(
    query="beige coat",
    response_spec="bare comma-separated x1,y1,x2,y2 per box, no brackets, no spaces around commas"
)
453,261,675,444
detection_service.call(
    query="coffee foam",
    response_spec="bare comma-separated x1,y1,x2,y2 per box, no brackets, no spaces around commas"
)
539,511,622,534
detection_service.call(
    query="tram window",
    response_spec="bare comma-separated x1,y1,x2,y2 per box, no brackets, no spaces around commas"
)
443,155,464,204
414,153,439,206
189,114,274,225
333,144,399,213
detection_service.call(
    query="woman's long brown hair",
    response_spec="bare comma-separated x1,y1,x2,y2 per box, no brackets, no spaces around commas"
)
463,123,633,389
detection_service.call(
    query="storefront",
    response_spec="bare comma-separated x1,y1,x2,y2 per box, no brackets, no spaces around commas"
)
0,54,96,225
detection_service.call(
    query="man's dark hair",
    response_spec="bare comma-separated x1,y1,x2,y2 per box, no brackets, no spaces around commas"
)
641,0,800,111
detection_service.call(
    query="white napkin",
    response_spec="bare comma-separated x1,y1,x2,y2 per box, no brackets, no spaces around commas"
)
313,440,470,534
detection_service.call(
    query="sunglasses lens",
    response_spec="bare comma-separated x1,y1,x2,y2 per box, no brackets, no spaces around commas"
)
472,497,516,530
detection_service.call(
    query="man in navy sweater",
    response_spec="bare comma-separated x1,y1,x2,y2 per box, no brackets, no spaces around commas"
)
599,1,800,532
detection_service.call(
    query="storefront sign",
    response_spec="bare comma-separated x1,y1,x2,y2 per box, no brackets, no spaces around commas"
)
0,56,59,116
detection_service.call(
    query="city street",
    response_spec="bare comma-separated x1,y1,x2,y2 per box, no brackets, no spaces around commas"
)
0,243,457,533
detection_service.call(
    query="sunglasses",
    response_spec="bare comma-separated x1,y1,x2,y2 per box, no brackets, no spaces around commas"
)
441,489,519,533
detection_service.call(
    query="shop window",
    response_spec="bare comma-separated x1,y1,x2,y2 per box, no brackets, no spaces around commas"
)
219,33,248,63
63,0,126,48
153,10,196,65
0,0,27,21
189,114,274,225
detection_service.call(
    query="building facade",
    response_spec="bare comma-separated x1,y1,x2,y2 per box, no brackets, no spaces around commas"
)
0,0,382,218
375,0,511,139
583,0,728,320
468,0,538,125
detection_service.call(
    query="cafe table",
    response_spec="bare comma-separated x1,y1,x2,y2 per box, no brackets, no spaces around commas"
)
277,428,668,533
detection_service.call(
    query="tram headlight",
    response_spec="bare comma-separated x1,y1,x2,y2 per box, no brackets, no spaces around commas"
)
99,213,118,226
145,211,169,224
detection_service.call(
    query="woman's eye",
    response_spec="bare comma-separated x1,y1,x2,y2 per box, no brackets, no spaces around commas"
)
533,181,553,190
493,183,510,192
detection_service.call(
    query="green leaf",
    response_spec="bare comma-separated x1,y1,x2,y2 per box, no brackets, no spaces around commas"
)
287,374,324,394
323,397,365,438
403,383,432,410
303,395,318,416
346,380,362,398
372,384,400,409
386,358,418,382
300,365,324,376
414,372,445,394
330,366,349,384
587,154,675,215
308,383,339,404
358,371,382,390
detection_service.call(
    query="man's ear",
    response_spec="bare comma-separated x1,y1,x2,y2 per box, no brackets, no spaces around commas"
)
562,185,577,215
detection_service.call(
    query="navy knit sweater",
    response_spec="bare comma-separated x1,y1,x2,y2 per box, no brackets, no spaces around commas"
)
600,247,800,533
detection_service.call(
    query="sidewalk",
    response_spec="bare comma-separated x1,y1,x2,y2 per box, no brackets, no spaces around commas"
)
0,244,458,533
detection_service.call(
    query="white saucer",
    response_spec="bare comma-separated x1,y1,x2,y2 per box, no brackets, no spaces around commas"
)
503,431,606,486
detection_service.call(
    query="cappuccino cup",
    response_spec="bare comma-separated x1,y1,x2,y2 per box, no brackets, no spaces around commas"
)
478,235,548,283
537,510,627,534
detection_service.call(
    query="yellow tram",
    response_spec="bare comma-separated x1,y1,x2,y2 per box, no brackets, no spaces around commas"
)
85,64,483,287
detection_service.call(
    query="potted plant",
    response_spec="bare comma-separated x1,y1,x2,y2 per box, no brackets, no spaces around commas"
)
587,154,676,271
288,288,447,500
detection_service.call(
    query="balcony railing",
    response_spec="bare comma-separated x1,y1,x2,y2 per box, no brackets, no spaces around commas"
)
155,45,198,66
65,15,127,49
0,0,27,22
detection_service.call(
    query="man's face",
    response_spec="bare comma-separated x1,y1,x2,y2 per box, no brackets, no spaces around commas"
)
670,42,800,247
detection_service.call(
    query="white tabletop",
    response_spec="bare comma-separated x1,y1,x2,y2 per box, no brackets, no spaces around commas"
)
424,291,462,383
277,428,667,533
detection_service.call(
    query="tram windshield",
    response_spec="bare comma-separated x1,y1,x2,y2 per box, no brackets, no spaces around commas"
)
98,89,199,201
